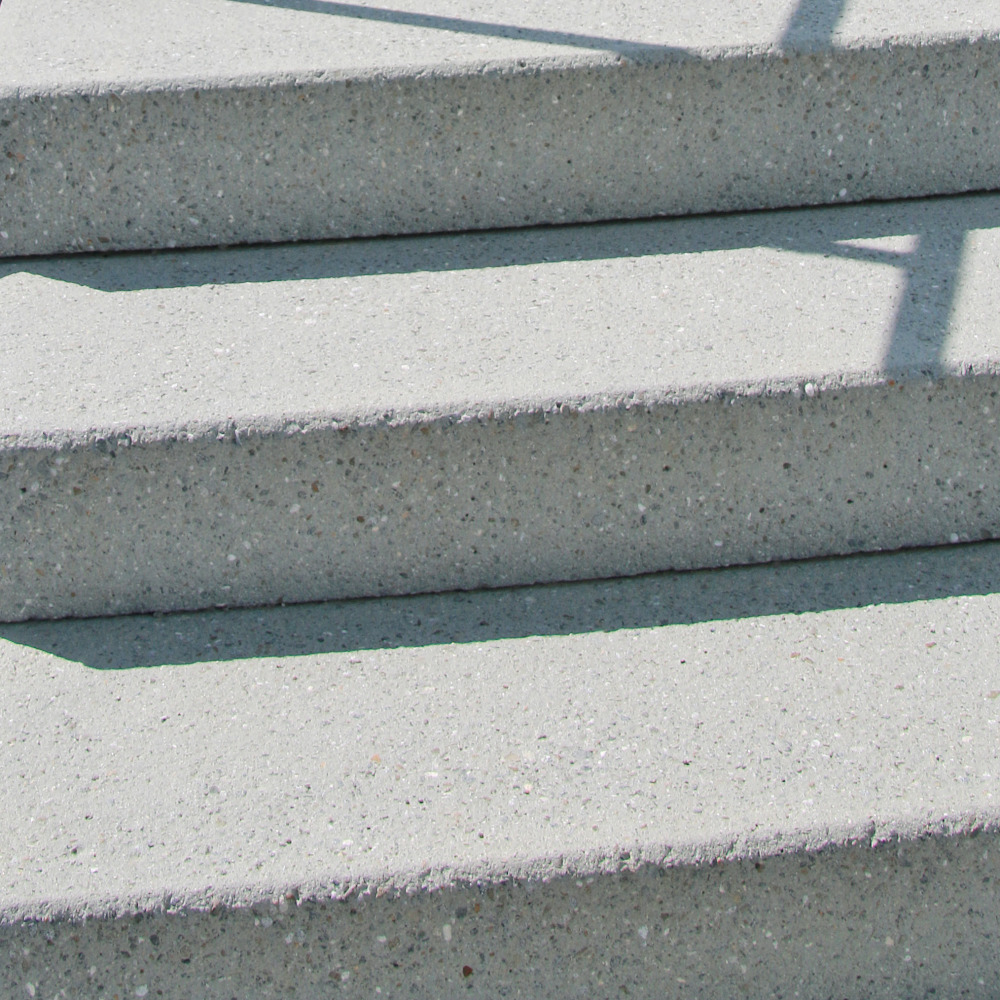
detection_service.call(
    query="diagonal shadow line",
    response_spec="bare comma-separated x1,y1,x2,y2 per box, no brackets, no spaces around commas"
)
1,542,998,670
4,195,997,380
0,221,897,292
6,195,997,295
227,0,683,58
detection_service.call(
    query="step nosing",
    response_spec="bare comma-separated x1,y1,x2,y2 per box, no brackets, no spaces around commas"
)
5,30,999,97
2,366,998,448
3,812,995,925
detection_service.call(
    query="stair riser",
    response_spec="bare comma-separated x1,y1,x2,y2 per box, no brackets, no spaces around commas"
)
4,830,996,999
4,37,999,257
6,374,999,621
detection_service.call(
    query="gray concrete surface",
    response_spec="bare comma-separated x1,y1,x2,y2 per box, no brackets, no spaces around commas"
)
4,194,1000,620
2,542,1000,996
2,0,1000,255
5,835,1000,998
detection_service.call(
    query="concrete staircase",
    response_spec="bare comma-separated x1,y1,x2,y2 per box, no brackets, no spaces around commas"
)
2,0,1000,995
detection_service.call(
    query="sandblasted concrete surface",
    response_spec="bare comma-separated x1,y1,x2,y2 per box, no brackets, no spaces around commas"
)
2,542,1000,996
4,194,1000,620
2,0,1000,254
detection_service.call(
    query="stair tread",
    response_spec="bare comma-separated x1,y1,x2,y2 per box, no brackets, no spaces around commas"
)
4,194,1000,621
2,541,999,921
4,194,999,440
4,3,1000,992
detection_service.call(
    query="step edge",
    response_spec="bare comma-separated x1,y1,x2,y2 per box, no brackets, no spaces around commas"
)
3,809,995,925
4,30,999,99
5,365,998,452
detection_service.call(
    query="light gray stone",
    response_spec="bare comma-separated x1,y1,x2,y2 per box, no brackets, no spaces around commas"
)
2,0,1000,255
2,541,1000,996
4,194,1000,620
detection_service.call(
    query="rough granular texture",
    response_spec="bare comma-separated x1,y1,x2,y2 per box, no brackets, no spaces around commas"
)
5,375,1000,620
3,38,1000,256
4,832,999,999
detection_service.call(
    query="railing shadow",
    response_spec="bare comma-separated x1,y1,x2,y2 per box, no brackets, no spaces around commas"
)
226,0,683,59
228,0,853,57
207,0,969,378
1,542,998,669
5,193,996,379
1,0,979,378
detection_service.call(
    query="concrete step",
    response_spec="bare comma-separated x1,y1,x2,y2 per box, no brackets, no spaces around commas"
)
5,192,1000,621
2,0,1000,256
2,541,999,997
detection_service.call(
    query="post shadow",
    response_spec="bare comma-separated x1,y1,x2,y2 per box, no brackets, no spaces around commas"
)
780,0,849,49
1,541,998,669
772,195,1000,376
877,227,968,376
